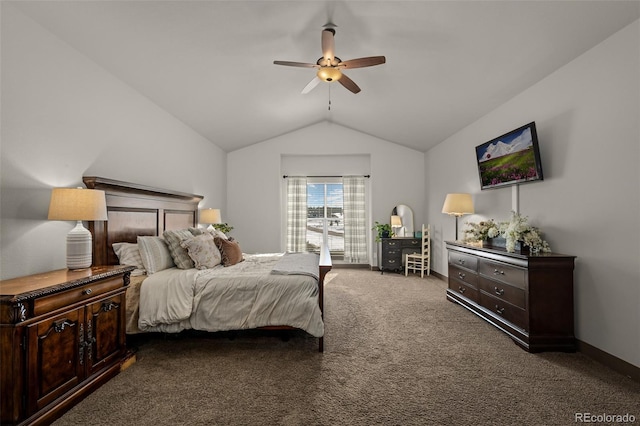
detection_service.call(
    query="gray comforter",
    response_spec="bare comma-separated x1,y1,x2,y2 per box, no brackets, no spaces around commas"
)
138,253,324,337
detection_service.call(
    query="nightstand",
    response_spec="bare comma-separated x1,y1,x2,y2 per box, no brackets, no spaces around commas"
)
0,265,134,425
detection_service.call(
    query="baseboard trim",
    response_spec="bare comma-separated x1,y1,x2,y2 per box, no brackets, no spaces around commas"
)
576,340,639,382
431,270,447,282
368,266,448,282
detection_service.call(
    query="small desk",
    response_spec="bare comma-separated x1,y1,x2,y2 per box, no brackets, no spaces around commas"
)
378,237,421,274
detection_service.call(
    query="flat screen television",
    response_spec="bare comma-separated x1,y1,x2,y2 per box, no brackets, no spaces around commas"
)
475,122,544,190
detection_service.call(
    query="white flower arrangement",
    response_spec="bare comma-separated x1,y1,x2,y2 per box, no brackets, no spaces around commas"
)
464,211,551,254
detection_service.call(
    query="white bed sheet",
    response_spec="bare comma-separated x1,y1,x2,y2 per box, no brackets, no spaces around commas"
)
138,253,324,337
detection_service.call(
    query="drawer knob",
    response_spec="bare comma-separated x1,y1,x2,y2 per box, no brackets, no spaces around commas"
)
493,269,505,275
458,272,465,279
494,287,504,296
458,259,465,265
495,305,505,315
82,288,93,295
388,260,396,264
458,286,466,294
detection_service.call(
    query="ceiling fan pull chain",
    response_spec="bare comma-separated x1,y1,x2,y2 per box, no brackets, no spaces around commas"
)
328,86,332,111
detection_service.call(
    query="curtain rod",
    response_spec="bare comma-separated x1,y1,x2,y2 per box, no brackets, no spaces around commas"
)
282,174,370,179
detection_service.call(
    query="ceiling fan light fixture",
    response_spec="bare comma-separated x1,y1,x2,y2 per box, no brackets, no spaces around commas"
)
317,66,342,82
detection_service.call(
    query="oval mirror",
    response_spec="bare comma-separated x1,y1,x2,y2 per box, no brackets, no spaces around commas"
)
391,204,414,237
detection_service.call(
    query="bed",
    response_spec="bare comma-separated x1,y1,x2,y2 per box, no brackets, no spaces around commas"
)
83,176,332,351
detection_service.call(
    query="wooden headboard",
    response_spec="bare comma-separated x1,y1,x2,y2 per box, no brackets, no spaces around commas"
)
83,176,203,266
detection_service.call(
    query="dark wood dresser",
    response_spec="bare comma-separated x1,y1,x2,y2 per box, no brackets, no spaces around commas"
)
0,265,133,425
378,237,421,273
446,241,575,352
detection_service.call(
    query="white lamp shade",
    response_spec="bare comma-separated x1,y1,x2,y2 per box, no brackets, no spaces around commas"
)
390,215,402,227
200,208,222,224
442,193,475,217
48,188,108,221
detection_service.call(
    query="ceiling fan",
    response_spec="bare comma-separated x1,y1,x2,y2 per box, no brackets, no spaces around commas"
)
274,27,386,94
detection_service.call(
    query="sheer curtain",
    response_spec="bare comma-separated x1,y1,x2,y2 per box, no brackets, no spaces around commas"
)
286,177,307,252
343,175,367,263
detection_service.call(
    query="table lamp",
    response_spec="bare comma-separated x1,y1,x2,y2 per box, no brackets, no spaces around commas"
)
200,208,222,231
442,193,474,241
391,215,402,237
48,187,108,270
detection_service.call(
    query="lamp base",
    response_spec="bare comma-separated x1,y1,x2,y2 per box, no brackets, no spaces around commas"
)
66,221,92,270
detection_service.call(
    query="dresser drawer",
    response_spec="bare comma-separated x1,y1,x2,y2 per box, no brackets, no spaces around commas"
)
384,248,402,259
381,257,402,269
479,277,526,309
449,251,478,272
479,292,527,330
382,239,401,249
478,260,526,289
34,277,124,316
404,239,421,249
449,265,478,288
449,279,479,303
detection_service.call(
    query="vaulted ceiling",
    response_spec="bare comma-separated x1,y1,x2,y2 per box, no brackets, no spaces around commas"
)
10,1,640,152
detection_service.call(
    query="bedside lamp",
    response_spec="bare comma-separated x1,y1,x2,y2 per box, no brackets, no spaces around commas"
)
390,215,402,237
200,208,222,231
48,187,108,270
442,193,474,241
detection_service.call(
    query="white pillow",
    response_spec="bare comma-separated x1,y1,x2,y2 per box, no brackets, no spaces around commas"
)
210,228,228,240
137,236,175,275
189,227,228,240
112,242,146,276
180,234,222,270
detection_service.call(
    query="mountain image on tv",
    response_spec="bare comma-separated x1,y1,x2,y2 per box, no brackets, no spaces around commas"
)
477,126,540,187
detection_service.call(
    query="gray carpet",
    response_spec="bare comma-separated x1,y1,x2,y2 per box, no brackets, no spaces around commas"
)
54,269,639,425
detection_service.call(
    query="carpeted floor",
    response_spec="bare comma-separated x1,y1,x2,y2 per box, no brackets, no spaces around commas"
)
53,269,639,425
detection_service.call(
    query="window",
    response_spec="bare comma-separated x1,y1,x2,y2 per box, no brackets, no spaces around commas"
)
306,181,344,256
285,175,368,263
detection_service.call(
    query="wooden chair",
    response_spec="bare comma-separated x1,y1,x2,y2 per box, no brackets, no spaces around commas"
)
405,224,430,278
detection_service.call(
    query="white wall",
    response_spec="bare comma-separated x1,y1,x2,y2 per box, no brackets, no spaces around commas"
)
425,21,639,367
227,121,425,266
0,4,226,279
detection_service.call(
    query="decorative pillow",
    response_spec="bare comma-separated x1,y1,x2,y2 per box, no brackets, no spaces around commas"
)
112,242,146,276
214,237,244,266
163,229,198,269
188,227,205,236
180,234,222,270
137,236,175,275
189,227,227,240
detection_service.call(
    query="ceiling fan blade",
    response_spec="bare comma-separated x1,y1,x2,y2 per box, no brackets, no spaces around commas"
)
338,56,386,69
301,77,322,94
273,60,318,68
321,29,336,65
338,73,361,94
